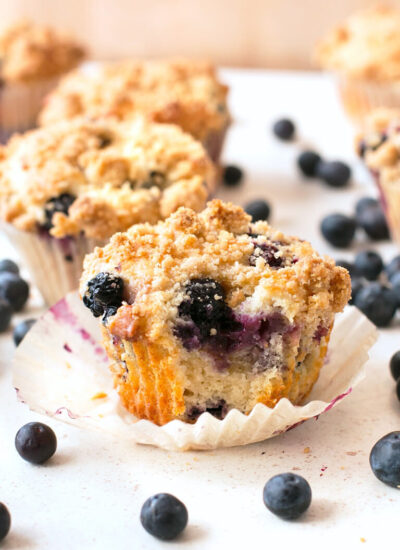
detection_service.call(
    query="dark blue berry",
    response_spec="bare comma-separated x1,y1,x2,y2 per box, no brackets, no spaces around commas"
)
390,272,400,305
186,399,227,421
83,272,124,321
354,250,384,281
297,151,321,178
13,319,36,346
0,259,19,275
357,206,389,240
15,422,57,464
0,273,29,311
390,351,400,381
385,256,400,282
354,283,397,327
0,503,10,542
0,298,12,332
370,432,400,487
320,214,356,248
43,193,76,230
355,197,379,217
396,378,400,402
335,259,359,279
263,473,312,520
316,160,351,188
223,165,243,187
350,277,365,305
140,493,188,540
245,199,271,222
273,118,295,140
249,242,283,268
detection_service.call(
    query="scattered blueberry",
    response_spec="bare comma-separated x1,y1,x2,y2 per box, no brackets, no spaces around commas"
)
263,473,312,520
390,351,400,381
43,193,76,230
335,259,359,279
223,165,243,187
13,319,36,346
0,298,12,332
385,256,400,282
390,272,400,305
370,432,400,487
349,277,365,305
354,251,384,281
0,259,19,275
316,160,351,188
354,283,397,327
0,503,10,542
82,272,124,321
15,422,57,464
357,206,389,240
355,197,379,217
0,273,29,311
320,214,356,248
245,199,271,222
140,493,188,541
273,118,295,141
297,151,321,178
396,378,400,402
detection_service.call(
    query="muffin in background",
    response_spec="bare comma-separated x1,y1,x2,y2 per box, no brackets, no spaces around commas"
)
38,58,230,162
0,117,216,305
356,107,400,244
80,200,350,426
0,19,85,142
315,6,400,124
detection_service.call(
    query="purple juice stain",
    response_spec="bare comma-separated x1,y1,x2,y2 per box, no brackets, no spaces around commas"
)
313,324,328,342
63,343,72,353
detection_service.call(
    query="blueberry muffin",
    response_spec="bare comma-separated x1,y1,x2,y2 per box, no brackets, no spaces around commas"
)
356,107,400,243
80,200,350,426
0,19,85,142
38,58,230,162
315,6,400,122
0,117,215,305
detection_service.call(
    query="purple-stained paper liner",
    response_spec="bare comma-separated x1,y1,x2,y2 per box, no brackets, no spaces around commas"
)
13,292,378,451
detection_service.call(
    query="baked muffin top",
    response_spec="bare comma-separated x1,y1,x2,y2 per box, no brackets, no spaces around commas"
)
315,6,400,81
0,19,85,82
38,58,230,141
80,200,350,342
0,117,216,239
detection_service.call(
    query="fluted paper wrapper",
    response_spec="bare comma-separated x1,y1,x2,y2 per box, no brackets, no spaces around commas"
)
13,292,378,451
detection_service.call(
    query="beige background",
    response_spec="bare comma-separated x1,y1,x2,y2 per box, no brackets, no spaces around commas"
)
0,0,399,68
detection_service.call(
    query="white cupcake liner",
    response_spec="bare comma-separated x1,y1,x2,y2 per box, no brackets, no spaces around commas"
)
0,77,60,143
2,224,103,306
13,292,378,451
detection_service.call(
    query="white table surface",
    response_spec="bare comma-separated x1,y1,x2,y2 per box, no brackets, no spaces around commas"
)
1,69,399,550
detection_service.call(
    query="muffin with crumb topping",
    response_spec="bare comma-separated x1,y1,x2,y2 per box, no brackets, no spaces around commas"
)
0,117,216,305
315,6,400,122
0,19,85,142
38,58,230,162
80,200,350,426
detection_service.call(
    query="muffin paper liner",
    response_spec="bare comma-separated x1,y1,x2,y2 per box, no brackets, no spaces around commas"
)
0,77,60,143
2,224,103,306
13,292,378,451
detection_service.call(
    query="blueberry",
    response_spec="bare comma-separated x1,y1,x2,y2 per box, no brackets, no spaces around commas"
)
140,493,188,541
273,118,295,141
349,277,365,305
390,351,400,381
354,283,397,327
0,259,19,275
43,193,76,230
370,432,400,487
297,151,322,178
354,250,383,281
15,422,57,464
385,256,400,282
13,319,36,346
263,473,312,520
82,272,124,321
0,298,12,332
357,206,389,240
249,242,283,268
390,272,400,305
316,160,351,188
355,197,379,217
0,503,10,542
245,200,271,222
223,165,243,187
335,259,359,279
320,214,356,248
0,273,29,311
